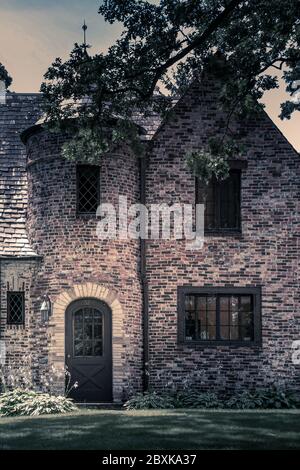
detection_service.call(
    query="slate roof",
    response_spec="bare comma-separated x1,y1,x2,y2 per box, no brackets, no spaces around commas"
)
0,93,43,257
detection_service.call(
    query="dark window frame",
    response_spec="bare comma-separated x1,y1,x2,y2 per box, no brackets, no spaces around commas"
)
196,169,242,234
7,291,25,326
178,286,262,347
76,164,100,216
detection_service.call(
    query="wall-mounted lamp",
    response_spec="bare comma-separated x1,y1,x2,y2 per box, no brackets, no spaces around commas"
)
40,295,51,322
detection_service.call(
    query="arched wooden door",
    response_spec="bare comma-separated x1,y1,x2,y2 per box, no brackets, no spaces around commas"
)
65,298,112,403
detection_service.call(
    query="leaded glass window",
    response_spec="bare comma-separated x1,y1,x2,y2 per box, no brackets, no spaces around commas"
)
77,165,100,214
7,291,25,325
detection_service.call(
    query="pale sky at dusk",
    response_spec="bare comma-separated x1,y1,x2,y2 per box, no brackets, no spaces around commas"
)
0,0,299,151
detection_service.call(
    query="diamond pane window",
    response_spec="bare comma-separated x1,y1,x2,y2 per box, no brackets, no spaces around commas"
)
77,165,100,214
7,292,25,325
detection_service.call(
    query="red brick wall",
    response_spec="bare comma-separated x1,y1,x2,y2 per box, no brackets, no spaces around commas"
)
2,76,299,398
145,75,300,393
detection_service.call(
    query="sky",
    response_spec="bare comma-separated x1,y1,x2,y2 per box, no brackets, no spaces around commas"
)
0,0,299,151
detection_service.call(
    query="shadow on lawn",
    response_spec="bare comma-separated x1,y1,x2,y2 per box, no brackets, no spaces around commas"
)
0,410,300,450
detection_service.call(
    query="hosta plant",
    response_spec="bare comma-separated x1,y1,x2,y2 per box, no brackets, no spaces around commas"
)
226,387,300,409
225,391,264,409
175,391,222,409
124,391,174,410
0,389,77,417
254,387,300,409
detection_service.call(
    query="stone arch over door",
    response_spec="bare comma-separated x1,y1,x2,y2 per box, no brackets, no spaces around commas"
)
49,283,124,402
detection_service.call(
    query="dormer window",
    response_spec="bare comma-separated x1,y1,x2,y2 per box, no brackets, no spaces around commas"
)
196,169,241,232
76,165,100,215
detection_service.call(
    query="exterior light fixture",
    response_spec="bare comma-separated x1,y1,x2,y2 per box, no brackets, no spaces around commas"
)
40,295,51,322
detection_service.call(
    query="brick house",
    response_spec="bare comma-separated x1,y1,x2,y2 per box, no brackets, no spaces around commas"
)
0,69,299,403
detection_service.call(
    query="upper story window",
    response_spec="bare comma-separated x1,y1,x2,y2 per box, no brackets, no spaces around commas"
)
178,287,261,346
7,291,25,325
77,165,100,215
196,170,241,232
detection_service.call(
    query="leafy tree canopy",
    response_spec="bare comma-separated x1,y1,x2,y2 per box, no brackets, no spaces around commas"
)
0,62,12,89
41,0,300,178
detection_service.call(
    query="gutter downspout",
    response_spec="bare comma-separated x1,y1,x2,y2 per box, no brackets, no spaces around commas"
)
140,155,149,392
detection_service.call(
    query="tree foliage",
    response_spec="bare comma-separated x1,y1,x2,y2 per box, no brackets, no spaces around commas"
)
186,137,245,183
0,62,12,89
41,0,300,175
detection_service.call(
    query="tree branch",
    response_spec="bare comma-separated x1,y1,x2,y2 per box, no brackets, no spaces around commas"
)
139,0,245,97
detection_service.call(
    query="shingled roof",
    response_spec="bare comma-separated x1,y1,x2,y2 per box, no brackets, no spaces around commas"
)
0,93,43,257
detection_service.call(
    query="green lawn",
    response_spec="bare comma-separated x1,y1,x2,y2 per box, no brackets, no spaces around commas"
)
0,409,300,450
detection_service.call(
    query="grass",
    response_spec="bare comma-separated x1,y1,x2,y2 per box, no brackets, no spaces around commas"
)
0,409,300,450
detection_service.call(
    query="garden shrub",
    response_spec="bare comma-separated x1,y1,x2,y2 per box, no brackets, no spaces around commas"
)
124,391,174,410
175,391,222,409
124,387,300,410
255,387,300,409
0,388,78,417
225,391,264,409
226,387,300,409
